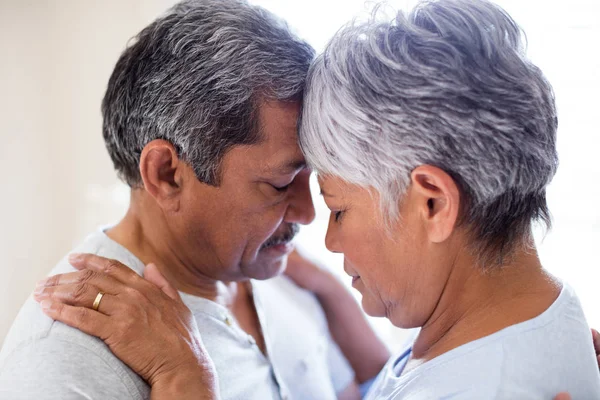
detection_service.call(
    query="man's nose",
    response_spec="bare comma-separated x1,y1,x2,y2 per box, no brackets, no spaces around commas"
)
284,170,316,225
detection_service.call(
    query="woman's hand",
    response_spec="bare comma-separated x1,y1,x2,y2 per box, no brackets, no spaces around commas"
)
33,253,219,400
592,329,600,367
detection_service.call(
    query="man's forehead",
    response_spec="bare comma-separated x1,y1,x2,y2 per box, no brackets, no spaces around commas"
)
254,100,305,174
258,101,300,142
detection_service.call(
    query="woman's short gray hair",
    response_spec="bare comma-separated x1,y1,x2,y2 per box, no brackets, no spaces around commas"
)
102,0,314,187
300,0,558,265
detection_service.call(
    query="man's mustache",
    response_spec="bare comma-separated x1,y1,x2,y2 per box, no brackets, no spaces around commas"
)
261,224,300,249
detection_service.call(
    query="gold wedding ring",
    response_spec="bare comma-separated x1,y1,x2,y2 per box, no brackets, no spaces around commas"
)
92,292,105,311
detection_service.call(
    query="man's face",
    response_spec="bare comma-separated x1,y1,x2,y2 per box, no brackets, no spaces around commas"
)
171,100,315,282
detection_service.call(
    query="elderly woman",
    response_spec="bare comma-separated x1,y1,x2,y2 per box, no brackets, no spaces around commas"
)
31,0,600,399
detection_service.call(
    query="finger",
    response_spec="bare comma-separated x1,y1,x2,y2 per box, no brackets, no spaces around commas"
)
68,253,140,285
68,253,172,307
36,270,125,308
553,393,571,400
143,263,180,301
37,270,82,288
37,269,121,290
592,329,600,354
39,299,111,340
34,284,119,315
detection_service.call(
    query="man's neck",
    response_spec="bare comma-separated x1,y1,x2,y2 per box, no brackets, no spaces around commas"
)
107,194,268,353
409,244,560,367
106,197,239,308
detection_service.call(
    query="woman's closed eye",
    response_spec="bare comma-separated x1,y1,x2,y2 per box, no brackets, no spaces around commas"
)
333,210,345,222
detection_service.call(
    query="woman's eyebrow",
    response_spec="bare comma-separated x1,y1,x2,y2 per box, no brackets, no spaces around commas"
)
319,189,335,198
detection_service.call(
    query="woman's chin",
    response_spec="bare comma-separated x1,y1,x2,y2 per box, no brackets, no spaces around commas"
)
361,296,387,318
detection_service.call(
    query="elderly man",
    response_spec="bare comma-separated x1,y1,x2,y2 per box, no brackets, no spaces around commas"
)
0,1,389,399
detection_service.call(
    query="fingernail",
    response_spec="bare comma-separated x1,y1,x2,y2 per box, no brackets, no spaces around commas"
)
34,286,44,295
40,300,52,310
68,253,82,263
36,279,47,288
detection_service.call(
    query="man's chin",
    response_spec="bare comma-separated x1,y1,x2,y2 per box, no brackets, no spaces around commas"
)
241,250,290,281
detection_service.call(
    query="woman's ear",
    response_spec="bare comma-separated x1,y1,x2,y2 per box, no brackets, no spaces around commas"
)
139,139,184,212
409,165,461,243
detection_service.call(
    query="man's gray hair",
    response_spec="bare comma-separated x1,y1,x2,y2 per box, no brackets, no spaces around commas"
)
102,0,314,187
300,0,558,266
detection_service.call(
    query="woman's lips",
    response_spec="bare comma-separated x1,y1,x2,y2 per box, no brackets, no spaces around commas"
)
344,264,361,287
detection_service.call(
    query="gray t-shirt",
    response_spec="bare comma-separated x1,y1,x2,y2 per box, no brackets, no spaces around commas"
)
364,283,600,399
0,230,354,400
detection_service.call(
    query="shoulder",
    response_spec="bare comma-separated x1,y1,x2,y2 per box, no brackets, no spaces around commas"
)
493,283,600,397
401,283,600,399
1,231,143,360
0,254,80,359
371,361,502,400
0,318,149,399
0,232,149,399
400,345,504,399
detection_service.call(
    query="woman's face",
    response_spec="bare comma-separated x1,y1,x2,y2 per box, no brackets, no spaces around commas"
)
319,174,455,328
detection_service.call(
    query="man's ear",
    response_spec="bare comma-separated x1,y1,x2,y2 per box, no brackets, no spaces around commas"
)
139,139,184,212
409,165,461,243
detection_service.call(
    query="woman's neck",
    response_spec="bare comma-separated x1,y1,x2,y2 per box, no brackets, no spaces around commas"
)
410,245,561,365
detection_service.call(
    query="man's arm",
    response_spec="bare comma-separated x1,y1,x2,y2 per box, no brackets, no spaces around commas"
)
285,250,390,384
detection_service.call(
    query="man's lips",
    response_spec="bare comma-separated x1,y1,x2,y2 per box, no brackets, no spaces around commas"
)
261,241,295,256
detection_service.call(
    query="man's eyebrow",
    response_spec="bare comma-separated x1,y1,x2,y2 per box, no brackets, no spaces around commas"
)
273,158,307,174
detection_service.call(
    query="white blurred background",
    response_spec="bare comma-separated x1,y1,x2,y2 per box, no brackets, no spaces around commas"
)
0,0,598,349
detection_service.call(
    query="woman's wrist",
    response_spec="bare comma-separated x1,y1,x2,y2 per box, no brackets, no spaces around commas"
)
151,363,219,400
